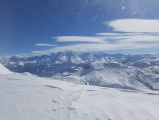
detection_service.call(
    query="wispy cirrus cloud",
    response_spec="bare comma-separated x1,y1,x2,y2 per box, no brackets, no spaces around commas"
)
33,19,159,55
32,42,159,54
35,43,57,47
52,36,105,43
117,35,159,43
96,32,142,36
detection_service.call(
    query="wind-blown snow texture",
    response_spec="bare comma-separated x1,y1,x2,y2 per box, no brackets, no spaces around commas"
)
0,72,159,120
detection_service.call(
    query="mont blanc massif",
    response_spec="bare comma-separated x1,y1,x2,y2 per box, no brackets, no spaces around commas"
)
0,50,159,120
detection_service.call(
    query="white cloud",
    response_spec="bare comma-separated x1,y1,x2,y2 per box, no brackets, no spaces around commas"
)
32,19,159,55
53,36,105,43
96,35,159,43
35,43,57,47
98,19,159,44
96,32,142,36
32,50,49,55
32,42,159,55
104,19,159,32
118,35,159,43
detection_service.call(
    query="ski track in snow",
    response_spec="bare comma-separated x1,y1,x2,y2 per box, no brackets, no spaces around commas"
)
0,73,159,120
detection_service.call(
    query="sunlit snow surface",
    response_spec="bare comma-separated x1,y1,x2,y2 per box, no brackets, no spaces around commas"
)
0,72,159,120
0,63,12,74
54,61,159,91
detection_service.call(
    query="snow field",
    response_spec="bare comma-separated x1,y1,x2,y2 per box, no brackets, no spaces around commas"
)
0,73,159,120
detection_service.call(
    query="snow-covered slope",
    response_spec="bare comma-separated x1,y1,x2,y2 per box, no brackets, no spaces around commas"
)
0,73,159,120
0,63,11,74
54,61,159,91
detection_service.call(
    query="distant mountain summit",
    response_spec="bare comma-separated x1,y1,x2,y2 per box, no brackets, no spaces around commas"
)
49,50,83,64
0,50,159,76
0,50,159,90
0,50,83,76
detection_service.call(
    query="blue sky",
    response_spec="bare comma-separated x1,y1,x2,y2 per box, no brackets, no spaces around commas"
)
0,0,159,56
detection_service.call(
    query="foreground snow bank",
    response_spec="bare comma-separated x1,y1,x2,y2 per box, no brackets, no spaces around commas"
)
0,63,11,74
0,73,159,120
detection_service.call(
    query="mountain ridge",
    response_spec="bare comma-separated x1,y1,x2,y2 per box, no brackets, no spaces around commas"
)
0,50,159,90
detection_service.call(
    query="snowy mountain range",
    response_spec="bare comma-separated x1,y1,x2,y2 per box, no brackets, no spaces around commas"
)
0,50,159,90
